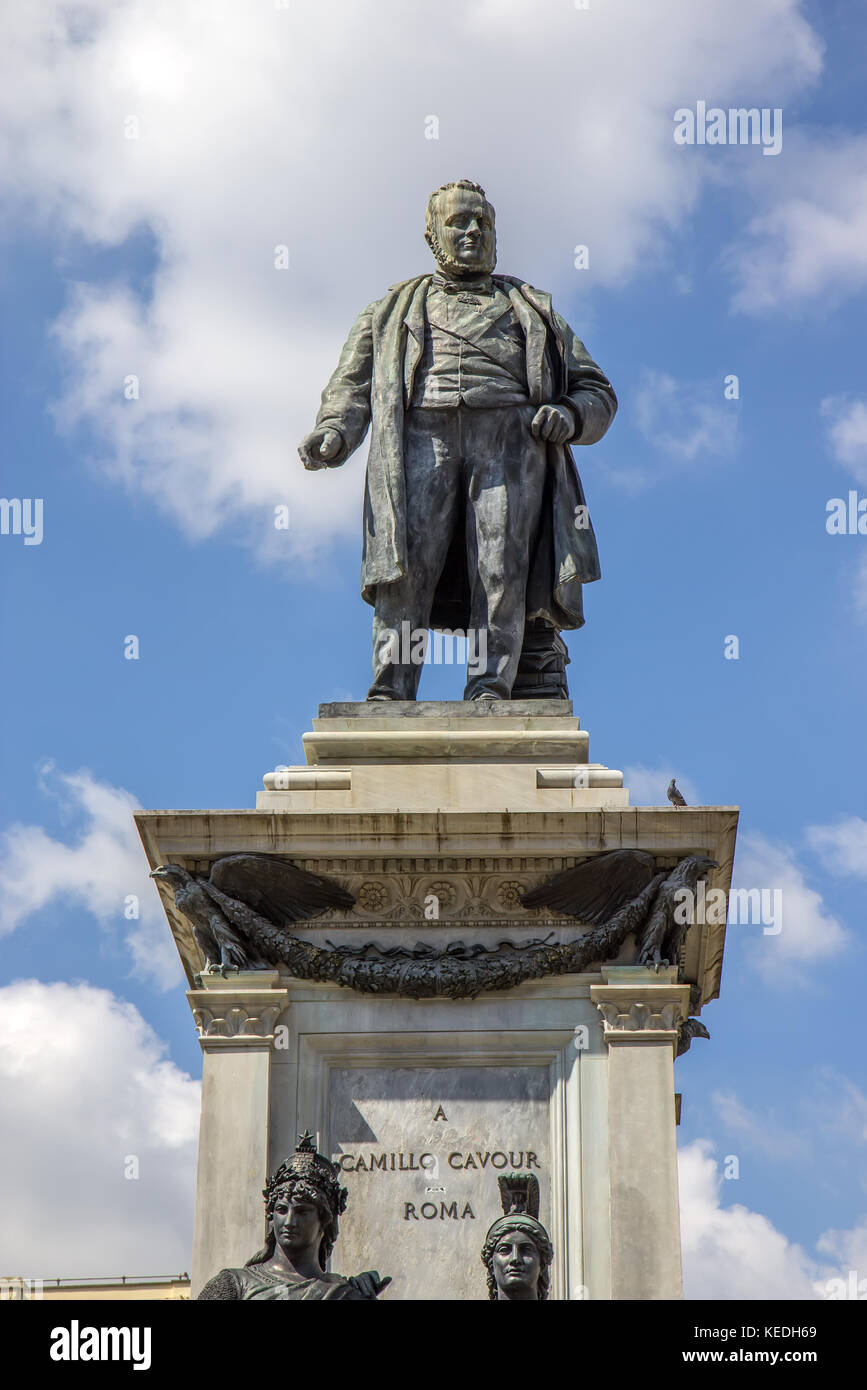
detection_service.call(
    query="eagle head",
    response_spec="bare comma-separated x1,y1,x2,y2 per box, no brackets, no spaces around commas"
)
673,855,719,889
150,864,191,889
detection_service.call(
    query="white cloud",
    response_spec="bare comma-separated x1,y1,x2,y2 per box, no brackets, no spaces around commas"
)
633,368,739,471
711,1090,810,1162
807,815,867,877
624,763,700,807
0,763,177,989
710,1071,867,1203
817,398,867,617
726,133,867,314
680,1136,867,1299
803,1068,867,1159
815,1218,867,1286
732,832,849,982
679,1140,820,1299
821,397,867,483
0,980,198,1278
0,0,823,553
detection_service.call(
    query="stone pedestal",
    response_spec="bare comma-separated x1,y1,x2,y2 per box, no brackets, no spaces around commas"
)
137,701,737,1300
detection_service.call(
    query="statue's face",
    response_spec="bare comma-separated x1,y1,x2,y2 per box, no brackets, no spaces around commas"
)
430,188,496,275
492,1231,541,1298
271,1190,325,1259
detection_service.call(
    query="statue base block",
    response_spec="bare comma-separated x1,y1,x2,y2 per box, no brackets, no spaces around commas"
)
137,702,738,1300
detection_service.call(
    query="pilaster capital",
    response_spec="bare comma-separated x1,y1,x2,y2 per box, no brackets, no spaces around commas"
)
186,971,289,1050
590,967,691,1051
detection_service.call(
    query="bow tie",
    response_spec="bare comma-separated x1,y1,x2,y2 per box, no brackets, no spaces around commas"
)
433,275,495,298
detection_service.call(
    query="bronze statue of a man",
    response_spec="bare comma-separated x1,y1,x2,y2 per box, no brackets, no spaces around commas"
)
299,180,616,701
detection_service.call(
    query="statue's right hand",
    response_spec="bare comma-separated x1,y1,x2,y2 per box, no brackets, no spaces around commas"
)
349,1270,392,1299
299,427,344,470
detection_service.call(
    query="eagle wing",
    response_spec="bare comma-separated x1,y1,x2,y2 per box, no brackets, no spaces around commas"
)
208,852,355,924
521,849,657,923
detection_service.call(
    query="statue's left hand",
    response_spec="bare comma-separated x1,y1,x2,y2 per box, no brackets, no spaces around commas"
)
531,403,575,444
298,427,345,469
350,1269,392,1299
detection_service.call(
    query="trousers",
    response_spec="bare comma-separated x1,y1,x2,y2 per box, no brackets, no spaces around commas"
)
368,403,548,700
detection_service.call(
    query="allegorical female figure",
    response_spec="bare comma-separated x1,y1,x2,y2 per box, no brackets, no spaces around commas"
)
480,1174,554,1301
198,1132,390,1301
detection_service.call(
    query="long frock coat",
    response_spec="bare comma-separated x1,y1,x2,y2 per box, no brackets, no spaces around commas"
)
313,274,617,631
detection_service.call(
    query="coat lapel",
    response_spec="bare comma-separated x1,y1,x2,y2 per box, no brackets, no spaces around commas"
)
402,277,430,399
507,285,552,403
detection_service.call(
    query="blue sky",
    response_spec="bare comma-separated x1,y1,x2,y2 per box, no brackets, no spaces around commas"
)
1,0,865,1294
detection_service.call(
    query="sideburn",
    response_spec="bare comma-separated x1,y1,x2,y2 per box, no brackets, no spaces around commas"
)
426,223,497,275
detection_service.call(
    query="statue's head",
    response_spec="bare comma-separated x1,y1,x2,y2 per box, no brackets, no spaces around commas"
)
480,1174,554,1300
425,179,497,277
248,1131,348,1271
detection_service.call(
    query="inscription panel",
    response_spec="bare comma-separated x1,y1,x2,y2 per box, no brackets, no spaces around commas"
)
328,1065,551,1301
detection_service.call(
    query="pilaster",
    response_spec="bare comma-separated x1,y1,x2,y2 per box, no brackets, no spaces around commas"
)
590,966,690,1299
187,973,289,1296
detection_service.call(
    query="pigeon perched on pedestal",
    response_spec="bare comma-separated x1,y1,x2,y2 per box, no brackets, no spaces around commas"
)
667,778,687,808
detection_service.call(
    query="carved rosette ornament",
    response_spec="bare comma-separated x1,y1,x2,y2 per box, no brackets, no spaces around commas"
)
357,881,391,913
425,879,458,913
495,879,527,912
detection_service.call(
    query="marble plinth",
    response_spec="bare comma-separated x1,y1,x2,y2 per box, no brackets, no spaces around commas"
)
137,701,738,1300
258,700,625,812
